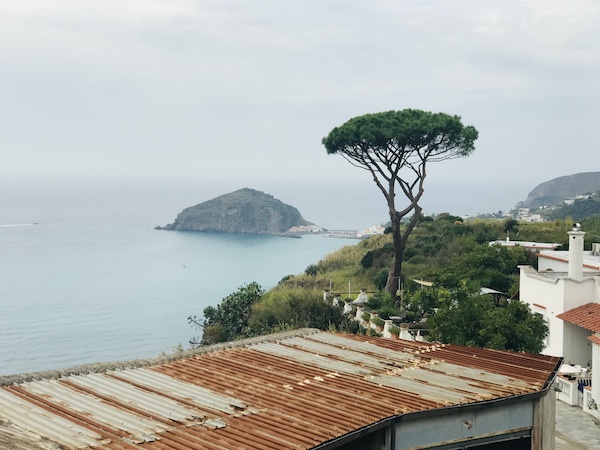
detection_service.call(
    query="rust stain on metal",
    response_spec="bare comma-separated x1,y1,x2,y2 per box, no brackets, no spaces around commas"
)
0,331,561,450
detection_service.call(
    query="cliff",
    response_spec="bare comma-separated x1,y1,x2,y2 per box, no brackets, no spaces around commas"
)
157,188,312,235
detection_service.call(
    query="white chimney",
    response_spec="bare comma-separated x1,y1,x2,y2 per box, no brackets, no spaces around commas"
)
568,226,585,280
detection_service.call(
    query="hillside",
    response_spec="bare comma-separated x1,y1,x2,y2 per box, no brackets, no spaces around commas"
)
516,172,600,209
539,193,600,221
157,188,312,235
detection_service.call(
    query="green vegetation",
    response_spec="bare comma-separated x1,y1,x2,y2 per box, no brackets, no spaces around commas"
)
322,110,478,295
190,284,359,346
539,192,600,222
249,289,349,335
427,285,548,353
188,282,264,345
189,214,600,352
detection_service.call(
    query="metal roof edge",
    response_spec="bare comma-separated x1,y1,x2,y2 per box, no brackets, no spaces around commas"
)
0,328,321,386
312,356,563,450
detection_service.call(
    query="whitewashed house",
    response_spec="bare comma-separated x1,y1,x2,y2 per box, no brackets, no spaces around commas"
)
519,225,600,417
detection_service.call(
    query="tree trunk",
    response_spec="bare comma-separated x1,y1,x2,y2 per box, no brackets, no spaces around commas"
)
384,205,422,297
385,212,404,296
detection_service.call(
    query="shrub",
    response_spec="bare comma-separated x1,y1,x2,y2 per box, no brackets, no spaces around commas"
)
360,251,374,269
376,304,400,320
278,275,293,284
201,325,227,345
374,269,389,291
190,282,264,345
372,317,385,327
367,291,396,311
249,289,344,335
365,328,381,337
305,264,319,276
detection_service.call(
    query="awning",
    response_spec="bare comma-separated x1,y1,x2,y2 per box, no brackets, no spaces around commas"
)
413,279,433,287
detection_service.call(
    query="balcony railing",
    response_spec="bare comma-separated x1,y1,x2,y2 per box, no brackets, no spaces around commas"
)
556,375,592,407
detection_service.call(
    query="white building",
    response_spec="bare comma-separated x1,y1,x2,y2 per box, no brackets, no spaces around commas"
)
519,226,600,417
357,224,385,237
489,235,560,252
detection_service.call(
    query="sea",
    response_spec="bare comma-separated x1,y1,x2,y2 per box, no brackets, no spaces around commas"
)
0,176,527,376
0,186,359,376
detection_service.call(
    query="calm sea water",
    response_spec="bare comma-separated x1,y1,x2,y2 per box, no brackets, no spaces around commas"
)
0,203,354,376
0,174,522,376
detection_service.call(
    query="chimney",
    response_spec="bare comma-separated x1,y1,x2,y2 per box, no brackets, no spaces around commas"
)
568,224,585,280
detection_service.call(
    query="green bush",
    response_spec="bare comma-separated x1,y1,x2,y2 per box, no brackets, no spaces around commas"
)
305,264,319,276
360,251,374,269
201,325,227,345
365,328,381,337
367,291,396,311
376,304,400,320
249,289,344,335
428,288,548,353
372,317,385,327
373,269,389,291
190,282,264,345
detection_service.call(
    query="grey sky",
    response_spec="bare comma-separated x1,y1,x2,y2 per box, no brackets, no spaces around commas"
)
2,1,600,225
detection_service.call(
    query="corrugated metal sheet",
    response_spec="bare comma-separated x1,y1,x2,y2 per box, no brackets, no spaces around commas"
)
0,330,561,450
557,302,600,332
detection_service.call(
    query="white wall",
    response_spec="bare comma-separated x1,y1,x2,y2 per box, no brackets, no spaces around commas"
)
562,323,592,366
538,251,600,275
593,340,600,407
538,254,568,272
520,266,600,358
563,278,597,312
519,267,566,357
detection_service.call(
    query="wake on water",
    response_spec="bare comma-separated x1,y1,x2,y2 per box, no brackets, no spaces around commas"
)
0,223,38,227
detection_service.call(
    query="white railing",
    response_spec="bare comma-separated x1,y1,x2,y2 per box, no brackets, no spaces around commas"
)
556,375,592,407
582,387,599,417
555,376,578,405
577,376,592,408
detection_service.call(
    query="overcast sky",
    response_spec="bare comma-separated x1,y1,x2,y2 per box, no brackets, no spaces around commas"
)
2,1,600,225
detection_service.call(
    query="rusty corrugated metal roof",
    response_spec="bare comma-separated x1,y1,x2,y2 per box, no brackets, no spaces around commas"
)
557,302,600,332
0,330,561,450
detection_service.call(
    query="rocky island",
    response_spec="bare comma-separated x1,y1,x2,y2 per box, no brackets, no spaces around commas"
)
156,188,314,235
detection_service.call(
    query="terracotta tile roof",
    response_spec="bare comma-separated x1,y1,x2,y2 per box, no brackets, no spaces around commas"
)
557,303,600,332
0,330,561,450
538,253,600,270
588,334,600,345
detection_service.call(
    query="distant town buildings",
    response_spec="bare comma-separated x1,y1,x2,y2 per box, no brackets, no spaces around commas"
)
563,194,593,205
287,223,386,239
356,224,385,237
287,224,323,233
513,208,546,222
